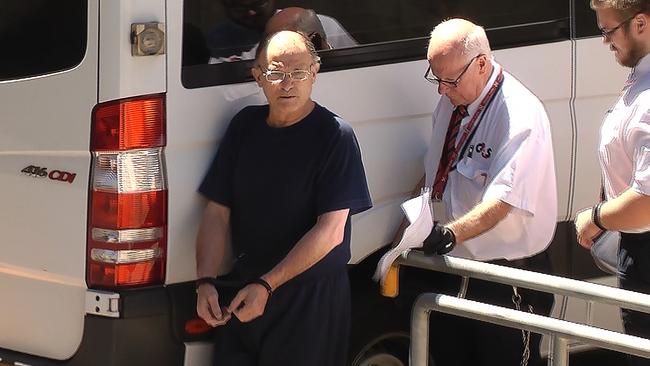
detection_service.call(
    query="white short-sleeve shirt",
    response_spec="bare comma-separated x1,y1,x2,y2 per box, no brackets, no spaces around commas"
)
424,60,557,261
600,53,650,233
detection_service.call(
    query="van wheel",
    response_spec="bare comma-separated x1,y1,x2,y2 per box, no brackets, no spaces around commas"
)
349,332,410,366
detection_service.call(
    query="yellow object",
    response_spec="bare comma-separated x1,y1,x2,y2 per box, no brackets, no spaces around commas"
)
380,264,400,298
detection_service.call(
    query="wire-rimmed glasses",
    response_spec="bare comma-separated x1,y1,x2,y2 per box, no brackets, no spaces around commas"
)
424,54,483,88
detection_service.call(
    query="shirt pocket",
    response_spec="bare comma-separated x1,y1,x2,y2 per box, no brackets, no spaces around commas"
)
456,156,489,188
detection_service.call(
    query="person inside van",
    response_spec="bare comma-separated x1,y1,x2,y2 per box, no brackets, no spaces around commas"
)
397,18,557,365
575,1,650,365
264,7,332,51
206,0,355,63
206,0,274,63
195,30,372,366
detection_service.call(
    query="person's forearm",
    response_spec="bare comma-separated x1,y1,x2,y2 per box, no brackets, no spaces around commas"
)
447,199,512,243
262,209,349,290
600,189,650,231
196,202,230,278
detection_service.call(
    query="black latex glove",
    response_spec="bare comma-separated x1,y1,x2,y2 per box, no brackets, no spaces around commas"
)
422,224,456,255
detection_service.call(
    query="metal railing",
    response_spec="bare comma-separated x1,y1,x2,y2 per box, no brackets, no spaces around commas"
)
393,251,650,366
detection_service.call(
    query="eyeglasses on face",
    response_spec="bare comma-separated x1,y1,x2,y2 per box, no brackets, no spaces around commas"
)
424,54,483,88
600,13,637,38
258,66,313,83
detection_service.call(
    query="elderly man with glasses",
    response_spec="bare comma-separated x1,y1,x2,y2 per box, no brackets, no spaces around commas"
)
195,30,371,366
398,18,557,365
574,2,650,365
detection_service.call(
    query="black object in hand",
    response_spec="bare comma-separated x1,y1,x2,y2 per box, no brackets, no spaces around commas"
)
423,224,456,255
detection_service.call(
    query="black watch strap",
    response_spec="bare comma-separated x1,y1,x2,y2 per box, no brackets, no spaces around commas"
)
592,201,607,231
249,278,273,297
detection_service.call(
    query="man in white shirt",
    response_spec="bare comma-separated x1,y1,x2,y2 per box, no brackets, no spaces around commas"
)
575,2,650,365
408,18,557,365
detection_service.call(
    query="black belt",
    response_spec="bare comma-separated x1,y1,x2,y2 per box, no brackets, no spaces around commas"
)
621,231,650,241
488,250,550,270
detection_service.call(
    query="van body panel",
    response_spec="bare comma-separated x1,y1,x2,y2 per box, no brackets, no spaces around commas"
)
164,86,263,282
98,0,166,103
0,0,99,359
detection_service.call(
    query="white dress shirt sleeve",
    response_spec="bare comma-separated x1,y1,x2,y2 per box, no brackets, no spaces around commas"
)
628,109,650,195
482,104,551,216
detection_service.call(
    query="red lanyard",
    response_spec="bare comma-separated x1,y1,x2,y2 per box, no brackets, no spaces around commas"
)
432,67,504,200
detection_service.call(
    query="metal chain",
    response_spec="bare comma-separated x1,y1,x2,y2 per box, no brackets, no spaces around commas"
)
512,286,534,366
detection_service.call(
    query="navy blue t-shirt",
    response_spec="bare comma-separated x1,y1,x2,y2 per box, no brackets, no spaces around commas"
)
199,103,372,281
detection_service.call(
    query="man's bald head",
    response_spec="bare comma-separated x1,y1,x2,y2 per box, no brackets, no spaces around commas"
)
427,18,491,62
265,7,329,50
255,30,320,66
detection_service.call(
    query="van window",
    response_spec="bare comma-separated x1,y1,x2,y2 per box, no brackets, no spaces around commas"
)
575,0,600,38
182,0,569,88
0,0,88,82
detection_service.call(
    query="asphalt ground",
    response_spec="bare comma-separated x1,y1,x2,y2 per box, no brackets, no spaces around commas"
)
0,350,632,366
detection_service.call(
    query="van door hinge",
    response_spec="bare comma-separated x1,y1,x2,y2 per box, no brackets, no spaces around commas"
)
85,290,120,318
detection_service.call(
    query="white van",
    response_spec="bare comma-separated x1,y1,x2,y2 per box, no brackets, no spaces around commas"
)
0,0,628,365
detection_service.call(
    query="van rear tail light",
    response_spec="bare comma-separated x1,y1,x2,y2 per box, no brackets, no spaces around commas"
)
88,94,167,289
91,94,165,151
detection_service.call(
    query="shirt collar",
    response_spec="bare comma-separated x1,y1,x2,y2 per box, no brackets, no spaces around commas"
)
466,58,501,118
631,53,650,80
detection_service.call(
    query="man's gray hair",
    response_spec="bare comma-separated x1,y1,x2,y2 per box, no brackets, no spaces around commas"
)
430,19,492,59
462,25,491,57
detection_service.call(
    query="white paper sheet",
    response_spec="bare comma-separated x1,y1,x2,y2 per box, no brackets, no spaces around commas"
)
373,189,434,284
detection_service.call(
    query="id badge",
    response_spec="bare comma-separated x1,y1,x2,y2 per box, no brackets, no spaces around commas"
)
431,199,447,223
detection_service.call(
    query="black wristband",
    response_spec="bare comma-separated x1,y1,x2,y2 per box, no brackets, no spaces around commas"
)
195,277,216,291
446,226,457,245
592,201,607,231
249,278,273,297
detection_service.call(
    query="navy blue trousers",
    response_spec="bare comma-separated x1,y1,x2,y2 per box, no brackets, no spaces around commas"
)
212,270,351,366
619,233,650,366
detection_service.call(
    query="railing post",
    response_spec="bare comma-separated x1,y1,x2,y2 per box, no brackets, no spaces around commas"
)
548,336,569,366
411,294,432,366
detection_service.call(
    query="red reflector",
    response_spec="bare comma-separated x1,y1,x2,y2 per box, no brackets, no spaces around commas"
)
88,259,165,288
90,190,167,229
184,318,212,335
91,94,165,151
87,231,167,288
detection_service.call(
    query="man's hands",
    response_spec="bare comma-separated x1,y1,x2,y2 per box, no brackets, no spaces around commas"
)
422,224,456,255
228,283,270,323
575,207,602,249
196,283,231,327
196,281,271,326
